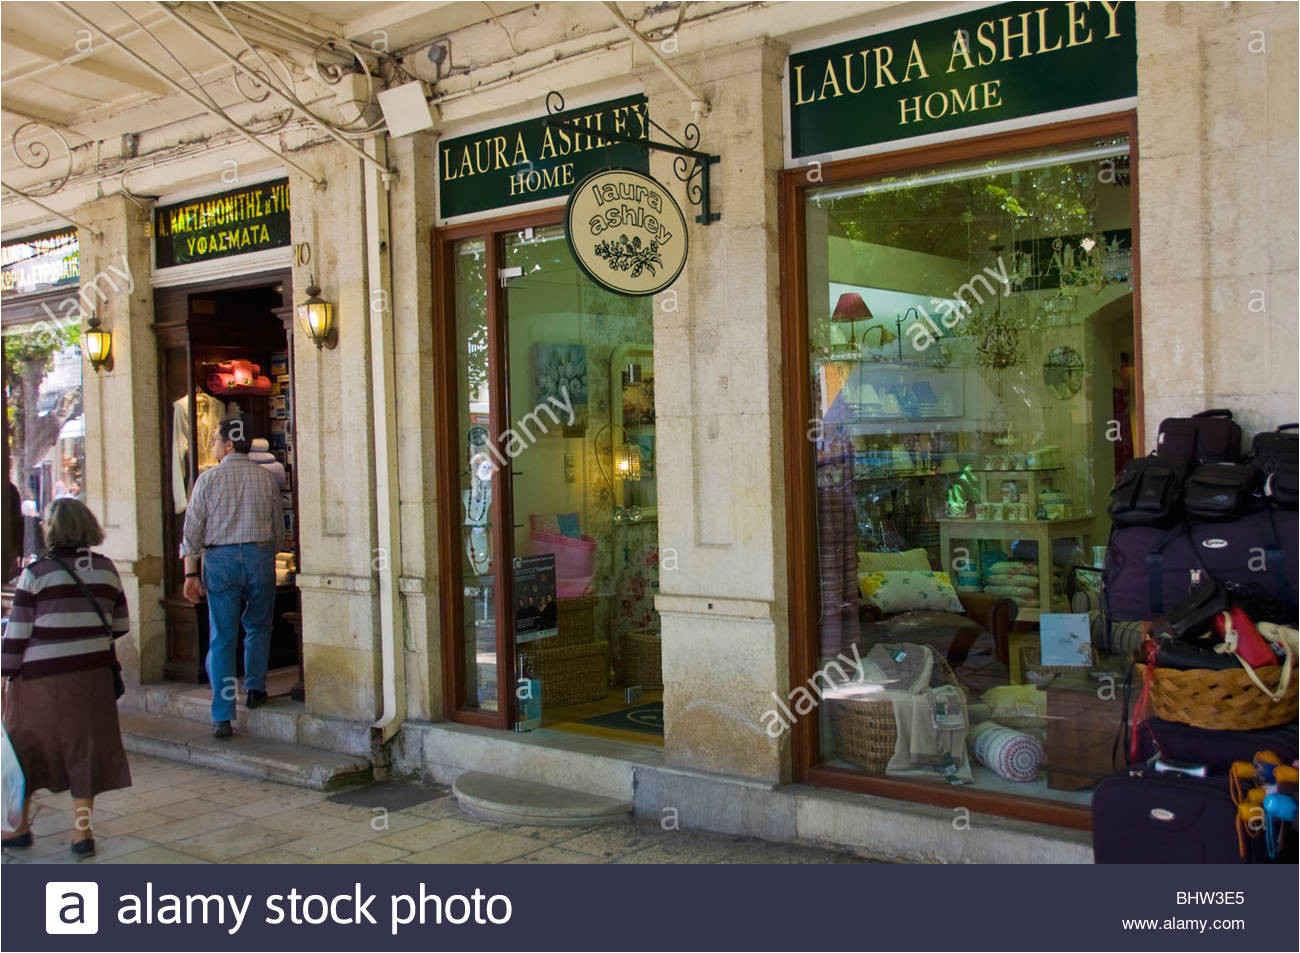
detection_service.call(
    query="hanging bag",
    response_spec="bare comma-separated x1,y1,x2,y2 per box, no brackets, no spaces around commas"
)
46,554,125,700
1214,611,1291,704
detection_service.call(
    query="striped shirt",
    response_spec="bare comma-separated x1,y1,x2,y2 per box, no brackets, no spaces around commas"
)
180,452,284,557
1,550,129,679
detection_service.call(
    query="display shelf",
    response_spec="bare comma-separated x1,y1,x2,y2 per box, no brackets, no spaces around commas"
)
938,516,1094,626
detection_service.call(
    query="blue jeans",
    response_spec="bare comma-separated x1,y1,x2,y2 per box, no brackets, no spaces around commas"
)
203,542,275,721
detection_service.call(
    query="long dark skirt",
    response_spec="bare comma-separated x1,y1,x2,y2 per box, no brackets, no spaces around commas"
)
4,668,132,799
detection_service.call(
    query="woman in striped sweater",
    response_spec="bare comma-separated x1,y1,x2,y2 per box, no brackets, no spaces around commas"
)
1,498,132,857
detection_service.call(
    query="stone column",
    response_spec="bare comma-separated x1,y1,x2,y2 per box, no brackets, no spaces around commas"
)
287,144,384,723
642,37,792,783
1136,1,1298,445
78,194,164,685
388,130,445,720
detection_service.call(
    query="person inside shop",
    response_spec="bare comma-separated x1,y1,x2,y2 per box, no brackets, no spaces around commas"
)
180,418,283,739
1,498,133,857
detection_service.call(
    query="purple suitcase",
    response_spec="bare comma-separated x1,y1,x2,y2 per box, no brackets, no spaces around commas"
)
1093,769,1247,863
1133,718,1299,770
1104,507,1297,621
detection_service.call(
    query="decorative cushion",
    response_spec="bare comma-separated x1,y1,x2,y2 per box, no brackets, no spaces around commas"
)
530,512,581,539
858,548,931,573
981,684,1047,729
858,570,965,614
970,721,1044,782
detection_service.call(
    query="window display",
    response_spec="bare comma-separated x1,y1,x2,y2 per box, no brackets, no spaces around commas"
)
805,136,1135,806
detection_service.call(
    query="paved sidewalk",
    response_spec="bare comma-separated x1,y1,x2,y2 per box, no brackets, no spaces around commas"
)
3,755,868,865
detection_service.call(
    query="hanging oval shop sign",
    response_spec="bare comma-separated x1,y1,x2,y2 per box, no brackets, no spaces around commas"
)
564,168,688,297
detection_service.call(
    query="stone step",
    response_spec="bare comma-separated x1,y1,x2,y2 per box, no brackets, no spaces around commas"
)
128,683,372,759
120,711,371,791
452,770,633,826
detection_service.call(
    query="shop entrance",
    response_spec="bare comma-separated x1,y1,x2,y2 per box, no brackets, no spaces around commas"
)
154,272,302,697
436,212,662,743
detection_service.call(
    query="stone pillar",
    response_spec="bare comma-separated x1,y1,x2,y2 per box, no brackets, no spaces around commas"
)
388,130,445,720
644,37,792,783
1136,1,1298,446
287,144,383,723
78,194,164,685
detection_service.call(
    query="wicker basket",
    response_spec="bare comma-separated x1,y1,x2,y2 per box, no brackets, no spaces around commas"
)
519,639,608,707
623,629,662,690
1022,643,1097,681
1135,662,1298,731
828,648,959,774
552,594,597,647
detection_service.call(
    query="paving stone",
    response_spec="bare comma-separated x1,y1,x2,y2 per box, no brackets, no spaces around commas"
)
90,811,174,838
276,826,382,858
135,811,244,844
111,846,213,864
171,824,298,862
507,846,608,864
310,841,410,864
375,817,481,852
401,830,541,864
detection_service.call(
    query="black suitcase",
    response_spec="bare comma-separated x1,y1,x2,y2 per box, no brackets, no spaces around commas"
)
1093,769,1257,864
1251,423,1299,508
1133,717,1299,770
1157,409,1244,464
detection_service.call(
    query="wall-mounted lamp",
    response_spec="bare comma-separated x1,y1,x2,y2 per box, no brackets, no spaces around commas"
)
83,312,113,372
298,275,336,349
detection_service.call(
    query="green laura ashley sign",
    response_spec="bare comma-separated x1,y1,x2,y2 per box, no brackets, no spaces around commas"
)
788,1,1136,159
153,178,291,269
439,95,649,219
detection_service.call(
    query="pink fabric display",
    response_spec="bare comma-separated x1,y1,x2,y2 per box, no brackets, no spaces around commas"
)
531,531,597,597
970,721,1043,782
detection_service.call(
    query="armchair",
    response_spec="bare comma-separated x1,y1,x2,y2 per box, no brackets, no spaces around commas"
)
854,590,1018,694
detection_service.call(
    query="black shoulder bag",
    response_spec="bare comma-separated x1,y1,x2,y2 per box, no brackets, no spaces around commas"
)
46,553,125,700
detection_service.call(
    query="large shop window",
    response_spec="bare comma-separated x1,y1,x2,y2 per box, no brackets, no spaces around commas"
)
801,131,1135,815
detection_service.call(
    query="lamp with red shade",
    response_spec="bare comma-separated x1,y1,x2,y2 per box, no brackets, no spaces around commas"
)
830,292,872,357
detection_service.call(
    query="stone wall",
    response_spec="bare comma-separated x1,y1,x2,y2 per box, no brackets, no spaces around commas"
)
1137,1,1299,447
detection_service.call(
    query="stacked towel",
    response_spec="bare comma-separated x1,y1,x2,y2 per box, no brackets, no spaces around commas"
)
249,437,286,487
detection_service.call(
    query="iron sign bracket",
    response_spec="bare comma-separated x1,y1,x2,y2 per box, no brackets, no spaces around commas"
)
545,91,720,225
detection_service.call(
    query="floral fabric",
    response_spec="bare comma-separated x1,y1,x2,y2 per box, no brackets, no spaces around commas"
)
858,570,965,615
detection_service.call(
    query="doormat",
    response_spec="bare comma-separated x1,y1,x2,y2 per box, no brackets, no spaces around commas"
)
578,701,663,735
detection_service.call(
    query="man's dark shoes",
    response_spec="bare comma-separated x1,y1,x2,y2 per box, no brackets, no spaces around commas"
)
2,831,32,848
212,720,233,738
70,838,95,857
245,690,268,709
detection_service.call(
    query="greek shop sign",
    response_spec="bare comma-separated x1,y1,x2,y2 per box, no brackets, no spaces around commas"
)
564,168,688,297
787,1,1136,158
438,96,649,219
1,227,78,297
153,178,291,269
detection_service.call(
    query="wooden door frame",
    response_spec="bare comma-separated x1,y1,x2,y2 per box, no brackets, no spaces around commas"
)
781,111,1141,830
433,206,565,728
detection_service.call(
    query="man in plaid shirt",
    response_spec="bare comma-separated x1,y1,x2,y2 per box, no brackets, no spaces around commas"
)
181,418,283,738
